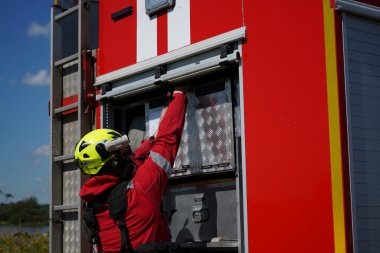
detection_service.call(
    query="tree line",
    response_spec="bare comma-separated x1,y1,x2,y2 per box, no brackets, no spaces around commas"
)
0,196,49,227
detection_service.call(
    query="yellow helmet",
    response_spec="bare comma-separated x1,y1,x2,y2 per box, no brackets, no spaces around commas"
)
74,128,122,175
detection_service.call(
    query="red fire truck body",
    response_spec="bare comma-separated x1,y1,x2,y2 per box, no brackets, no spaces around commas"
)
49,0,380,252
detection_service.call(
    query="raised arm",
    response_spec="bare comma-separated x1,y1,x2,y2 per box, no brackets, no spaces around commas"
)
151,84,189,167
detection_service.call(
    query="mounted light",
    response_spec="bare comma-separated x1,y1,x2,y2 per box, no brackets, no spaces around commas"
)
145,0,174,15
111,6,133,21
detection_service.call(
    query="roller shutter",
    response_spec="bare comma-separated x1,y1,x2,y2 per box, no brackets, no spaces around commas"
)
344,14,380,253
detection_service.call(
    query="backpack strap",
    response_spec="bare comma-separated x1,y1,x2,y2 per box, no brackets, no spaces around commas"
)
108,180,133,253
83,188,112,248
83,180,132,253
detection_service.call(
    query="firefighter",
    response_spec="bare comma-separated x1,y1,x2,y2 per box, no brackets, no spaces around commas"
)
75,84,188,253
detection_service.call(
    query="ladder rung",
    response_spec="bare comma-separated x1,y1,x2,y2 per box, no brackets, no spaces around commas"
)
54,5,79,22
54,204,79,211
54,102,79,114
54,53,79,67
54,154,74,162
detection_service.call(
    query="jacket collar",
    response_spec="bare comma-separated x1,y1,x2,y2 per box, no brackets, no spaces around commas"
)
79,174,122,202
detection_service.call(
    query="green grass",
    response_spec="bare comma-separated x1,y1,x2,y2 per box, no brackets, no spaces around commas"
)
0,231,48,253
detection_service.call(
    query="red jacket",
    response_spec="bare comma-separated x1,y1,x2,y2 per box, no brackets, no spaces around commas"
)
80,93,187,252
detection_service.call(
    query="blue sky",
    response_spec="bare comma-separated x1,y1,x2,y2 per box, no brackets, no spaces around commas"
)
0,1,52,204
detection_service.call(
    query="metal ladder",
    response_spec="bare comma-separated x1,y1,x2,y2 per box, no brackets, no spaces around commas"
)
49,0,96,252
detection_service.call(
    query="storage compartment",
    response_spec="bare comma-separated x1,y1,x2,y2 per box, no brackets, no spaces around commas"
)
145,79,236,178
163,180,238,243
103,71,241,252
105,75,239,177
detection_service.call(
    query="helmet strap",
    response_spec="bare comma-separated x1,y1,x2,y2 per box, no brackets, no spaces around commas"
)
102,153,135,181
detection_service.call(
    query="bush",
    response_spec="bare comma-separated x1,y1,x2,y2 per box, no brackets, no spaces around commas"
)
0,197,49,227
0,231,48,253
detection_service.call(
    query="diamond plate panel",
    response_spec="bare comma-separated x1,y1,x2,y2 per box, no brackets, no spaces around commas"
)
232,77,241,137
52,117,62,156
174,106,198,176
62,60,79,98
62,164,80,253
63,114,79,156
195,94,234,173
62,163,80,205
62,116,80,252
63,217,80,253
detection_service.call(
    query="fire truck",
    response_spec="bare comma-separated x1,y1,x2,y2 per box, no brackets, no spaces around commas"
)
49,0,380,252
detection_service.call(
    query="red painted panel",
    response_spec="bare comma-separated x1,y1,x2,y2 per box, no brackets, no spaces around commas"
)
190,0,243,44
241,1,335,252
157,10,168,56
62,94,78,115
98,0,137,76
98,0,244,76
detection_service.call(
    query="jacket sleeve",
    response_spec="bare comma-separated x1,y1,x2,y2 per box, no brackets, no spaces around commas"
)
150,92,188,171
133,137,155,168
132,92,187,203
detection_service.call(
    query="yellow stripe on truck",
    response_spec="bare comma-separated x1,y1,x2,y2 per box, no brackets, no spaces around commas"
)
323,0,347,252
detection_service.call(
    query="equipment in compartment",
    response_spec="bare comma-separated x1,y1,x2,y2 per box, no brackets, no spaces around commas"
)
145,79,236,178
163,180,237,243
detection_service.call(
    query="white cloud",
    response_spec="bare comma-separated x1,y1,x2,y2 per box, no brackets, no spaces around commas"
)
35,177,45,183
33,145,50,157
33,159,42,166
22,69,50,86
27,22,50,39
